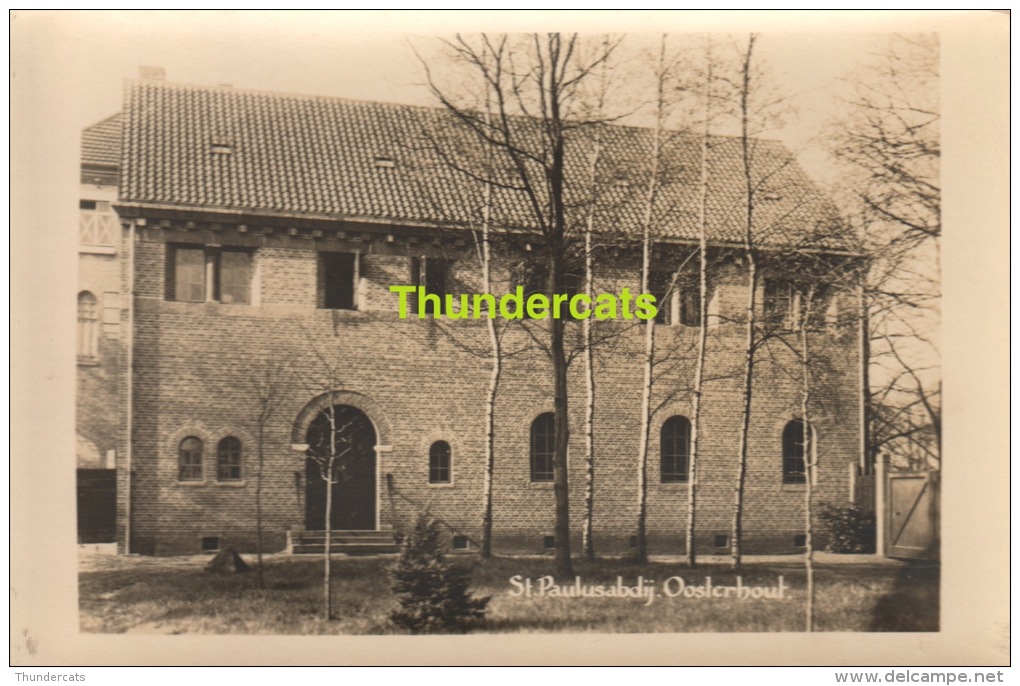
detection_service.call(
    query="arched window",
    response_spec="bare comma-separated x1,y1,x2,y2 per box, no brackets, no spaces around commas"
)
217,437,242,481
530,413,555,482
661,416,692,482
782,420,812,484
429,441,451,484
178,437,203,481
77,291,99,362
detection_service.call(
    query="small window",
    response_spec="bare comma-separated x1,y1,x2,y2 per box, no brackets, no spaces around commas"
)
804,284,834,330
77,291,99,362
714,534,728,548
764,279,797,329
648,271,675,325
452,535,469,550
320,252,358,310
79,199,97,211
542,535,555,549
660,416,691,483
678,275,702,327
179,437,204,481
429,441,451,484
782,419,811,484
793,534,807,548
629,535,638,549
171,246,206,302
201,536,220,552
562,270,584,321
530,413,555,482
216,437,242,481
167,245,251,304
218,251,251,305
411,256,449,316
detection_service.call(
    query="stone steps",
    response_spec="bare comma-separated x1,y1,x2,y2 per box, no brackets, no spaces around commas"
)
288,529,399,555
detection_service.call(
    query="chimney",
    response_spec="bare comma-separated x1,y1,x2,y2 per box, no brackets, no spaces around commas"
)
139,66,165,80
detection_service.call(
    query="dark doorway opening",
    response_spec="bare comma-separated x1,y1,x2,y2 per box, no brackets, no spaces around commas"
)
304,404,377,531
77,469,116,543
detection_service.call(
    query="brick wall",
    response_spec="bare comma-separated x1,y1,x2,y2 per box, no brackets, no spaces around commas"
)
122,230,861,556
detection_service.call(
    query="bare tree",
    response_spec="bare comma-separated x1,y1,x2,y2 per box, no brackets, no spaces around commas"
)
245,355,289,589
686,35,716,568
730,33,761,568
295,328,374,621
418,33,621,578
829,34,940,470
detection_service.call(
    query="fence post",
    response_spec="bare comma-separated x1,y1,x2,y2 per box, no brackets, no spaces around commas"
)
875,453,888,557
849,463,858,504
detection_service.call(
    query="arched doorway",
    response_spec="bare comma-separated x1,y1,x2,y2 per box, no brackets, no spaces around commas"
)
304,404,377,531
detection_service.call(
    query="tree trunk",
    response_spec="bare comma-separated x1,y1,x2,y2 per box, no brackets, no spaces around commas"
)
323,460,333,621
636,308,654,563
582,190,597,562
732,252,756,568
635,35,666,566
801,289,815,632
480,181,500,559
687,40,713,569
731,33,758,569
255,423,265,589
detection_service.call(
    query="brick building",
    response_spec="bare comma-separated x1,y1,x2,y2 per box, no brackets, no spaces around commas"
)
76,113,124,543
83,73,865,556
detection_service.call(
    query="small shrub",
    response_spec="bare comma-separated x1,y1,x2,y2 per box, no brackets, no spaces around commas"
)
388,514,490,634
817,502,876,553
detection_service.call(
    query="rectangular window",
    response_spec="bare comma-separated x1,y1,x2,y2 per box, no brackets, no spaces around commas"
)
678,276,702,327
649,271,674,325
173,247,206,302
218,250,251,305
320,252,357,310
764,279,797,328
804,284,833,329
168,245,252,304
411,256,450,316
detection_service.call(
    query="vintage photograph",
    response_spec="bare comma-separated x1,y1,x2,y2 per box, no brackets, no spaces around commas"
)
10,10,1009,665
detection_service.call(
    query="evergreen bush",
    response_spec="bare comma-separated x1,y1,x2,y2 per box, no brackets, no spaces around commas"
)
817,502,877,553
388,514,490,634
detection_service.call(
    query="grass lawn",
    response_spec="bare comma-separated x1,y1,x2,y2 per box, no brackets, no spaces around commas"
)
79,553,938,635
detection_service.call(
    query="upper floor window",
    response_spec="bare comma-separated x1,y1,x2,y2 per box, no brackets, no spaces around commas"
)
661,415,691,483
530,413,555,482
166,245,251,304
320,252,358,310
678,275,702,327
764,280,835,330
216,437,242,481
428,441,452,484
764,279,798,329
411,256,450,316
782,419,811,484
648,271,673,325
77,291,99,363
178,437,204,481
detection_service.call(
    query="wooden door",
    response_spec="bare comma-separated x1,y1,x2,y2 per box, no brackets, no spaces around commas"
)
886,471,939,560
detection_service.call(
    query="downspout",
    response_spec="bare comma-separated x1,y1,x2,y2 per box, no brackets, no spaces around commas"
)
124,218,135,553
858,274,869,470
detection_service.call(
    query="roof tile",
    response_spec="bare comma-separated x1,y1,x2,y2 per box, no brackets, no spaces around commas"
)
117,79,854,251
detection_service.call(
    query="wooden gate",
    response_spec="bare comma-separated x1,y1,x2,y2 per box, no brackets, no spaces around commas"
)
885,470,940,560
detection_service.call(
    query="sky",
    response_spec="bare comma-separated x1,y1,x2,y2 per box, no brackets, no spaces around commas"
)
11,11,949,187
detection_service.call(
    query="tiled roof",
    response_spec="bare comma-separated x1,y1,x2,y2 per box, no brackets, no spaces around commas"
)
119,79,854,251
82,113,122,168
